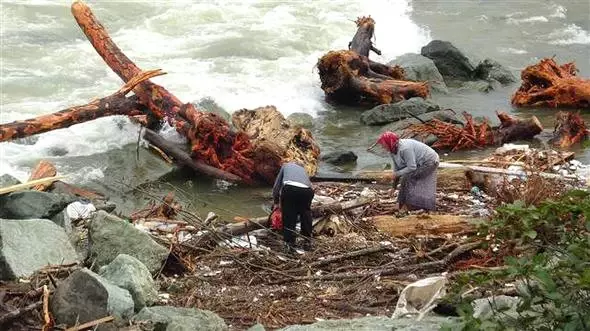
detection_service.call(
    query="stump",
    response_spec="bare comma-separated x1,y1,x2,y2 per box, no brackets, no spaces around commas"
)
549,111,588,148
511,58,590,108
317,17,429,106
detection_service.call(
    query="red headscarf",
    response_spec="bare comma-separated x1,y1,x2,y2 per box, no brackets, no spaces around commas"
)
376,131,400,153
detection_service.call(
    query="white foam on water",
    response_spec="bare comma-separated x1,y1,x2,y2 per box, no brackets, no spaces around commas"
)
548,24,590,45
1,0,429,181
548,4,567,19
498,47,528,55
507,16,549,25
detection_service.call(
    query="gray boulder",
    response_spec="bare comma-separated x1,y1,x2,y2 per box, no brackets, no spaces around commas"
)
0,191,76,219
472,295,521,320
421,40,475,82
280,316,459,331
248,324,266,331
473,59,516,85
133,306,228,331
389,53,448,93
287,112,314,129
0,219,79,280
361,97,440,126
321,151,358,165
88,211,169,274
99,254,158,311
51,268,134,330
195,97,231,121
0,174,21,187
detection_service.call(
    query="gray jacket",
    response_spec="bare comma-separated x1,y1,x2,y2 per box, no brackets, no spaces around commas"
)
272,162,312,203
391,139,439,177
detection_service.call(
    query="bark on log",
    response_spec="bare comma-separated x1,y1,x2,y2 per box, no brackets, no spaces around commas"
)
231,106,321,181
28,160,57,191
511,58,590,108
0,70,163,142
549,111,588,148
371,214,475,237
143,128,243,183
215,197,372,238
317,16,428,106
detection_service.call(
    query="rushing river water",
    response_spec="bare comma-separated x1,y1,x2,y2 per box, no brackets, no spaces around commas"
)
1,0,589,218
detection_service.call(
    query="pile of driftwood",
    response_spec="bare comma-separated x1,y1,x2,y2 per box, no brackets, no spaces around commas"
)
0,1,320,185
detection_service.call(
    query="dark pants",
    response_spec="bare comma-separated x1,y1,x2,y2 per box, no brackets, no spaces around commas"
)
280,184,314,246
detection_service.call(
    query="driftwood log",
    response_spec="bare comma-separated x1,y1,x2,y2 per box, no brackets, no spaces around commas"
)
549,111,588,148
512,58,590,108
404,111,543,151
0,1,320,185
317,17,428,106
371,214,475,237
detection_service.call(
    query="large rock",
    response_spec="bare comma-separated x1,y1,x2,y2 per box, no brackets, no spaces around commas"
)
99,254,158,311
360,98,440,126
88,211,169,274
0,219,79,280
473,59,516,85
133,306,228,331
389,53,448,93
321,151,358,165
51,268,134,329
460,79,501,93
421,40,475,82
287,112,314,129
0,191,76,219
0,174,21,187
280,316,459,331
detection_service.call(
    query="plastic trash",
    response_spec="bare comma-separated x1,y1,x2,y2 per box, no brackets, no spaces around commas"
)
392,276,447,320
65,201,96,221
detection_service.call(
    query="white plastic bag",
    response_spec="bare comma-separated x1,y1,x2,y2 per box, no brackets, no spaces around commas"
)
392,276,447,320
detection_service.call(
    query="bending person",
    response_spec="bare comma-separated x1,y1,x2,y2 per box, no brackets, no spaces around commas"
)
370,131,440,211
272,162,314,253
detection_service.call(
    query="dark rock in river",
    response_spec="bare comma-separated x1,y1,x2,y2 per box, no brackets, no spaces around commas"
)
389,53,448,93
0,219,79,280
51,268,134,330
133,306,228,331
460,79,502,93
99,254,158,311
473,59,516,85
421,40,476,82
361,97,441,126
287,112,314,128
321,151,358,165
88,211,169,274
0,191,76,220
0,174,21,187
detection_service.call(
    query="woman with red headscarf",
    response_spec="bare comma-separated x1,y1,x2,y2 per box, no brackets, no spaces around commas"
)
369,131,440,211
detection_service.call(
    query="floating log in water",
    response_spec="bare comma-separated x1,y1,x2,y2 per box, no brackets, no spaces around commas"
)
404,111,543,151
511,58,590,109
317,17,428,106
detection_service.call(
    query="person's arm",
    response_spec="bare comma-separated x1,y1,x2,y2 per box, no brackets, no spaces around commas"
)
395,148,417,177
272,166,285,204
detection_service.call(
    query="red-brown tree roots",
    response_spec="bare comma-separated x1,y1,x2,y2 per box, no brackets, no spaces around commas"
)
549,111,588,148
511,58,590,108
405,112,543,151
317,17,429,106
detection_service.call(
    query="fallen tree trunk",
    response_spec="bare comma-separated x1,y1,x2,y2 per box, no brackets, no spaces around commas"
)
143,128,243,183
28,160,58,191
511,58,590,108
317,17,428,106
215,197,373,238
0,70,163,142
69,1,319,184
371,214,475,237
404,111,542,151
